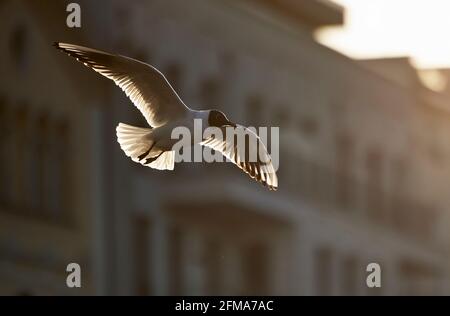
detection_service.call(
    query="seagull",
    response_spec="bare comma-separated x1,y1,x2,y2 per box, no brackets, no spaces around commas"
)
54,42,278,190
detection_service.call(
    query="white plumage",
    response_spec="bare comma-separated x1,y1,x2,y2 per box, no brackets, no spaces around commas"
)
55,42,278,190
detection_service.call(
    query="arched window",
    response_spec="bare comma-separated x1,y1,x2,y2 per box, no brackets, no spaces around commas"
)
38,115,50,216
0,97,12,206
26,113,49,213
25,112,41,212
57,119,71,220
10,24,30,71
47,119,71,221
13,106,28,210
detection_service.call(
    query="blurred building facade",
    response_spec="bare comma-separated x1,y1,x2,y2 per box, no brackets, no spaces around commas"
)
1,0,450,295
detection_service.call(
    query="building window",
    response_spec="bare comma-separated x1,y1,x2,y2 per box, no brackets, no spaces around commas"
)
278,148,291,189
115,6,131,27
0,107,72,223
297,157,316,200
390,157,408,229
273,106,289,128
13,106,28,210
48,119,71,221
391,157,407,191
0,97,13,206
398,259,438,295
164,63,183,94
366,148,385,222
246,95,264,126
37,115,50,215
241,243,269,295
26,115,42,212
335,134,353,210
10,24,29,71
204,239,221,295
341,255,358,295
199,77,222,107
410,204,436,240
219,52,236,73
133,216,151,295
133,49,152,64
298,116,318,137
169,224,183,295
314,246,333,295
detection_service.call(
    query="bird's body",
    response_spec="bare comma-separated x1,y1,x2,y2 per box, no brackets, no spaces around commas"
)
55,42,278,190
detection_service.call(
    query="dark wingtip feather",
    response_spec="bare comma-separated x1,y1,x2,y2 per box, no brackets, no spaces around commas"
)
53,42,67,54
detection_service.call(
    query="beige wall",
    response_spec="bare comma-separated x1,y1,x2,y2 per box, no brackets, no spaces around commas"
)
0,0,102,295
1,0,449,295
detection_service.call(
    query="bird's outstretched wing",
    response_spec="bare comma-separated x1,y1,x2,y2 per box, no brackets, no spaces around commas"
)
201,125,278,190
54,42,188,128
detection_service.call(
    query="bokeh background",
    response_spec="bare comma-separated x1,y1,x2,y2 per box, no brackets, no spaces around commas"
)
1,0,450,295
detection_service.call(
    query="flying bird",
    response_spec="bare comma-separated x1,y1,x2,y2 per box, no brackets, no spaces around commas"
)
54,42,278,190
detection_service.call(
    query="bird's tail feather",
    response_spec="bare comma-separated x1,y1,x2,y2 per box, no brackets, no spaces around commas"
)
116,123,152,159
116,123,175,170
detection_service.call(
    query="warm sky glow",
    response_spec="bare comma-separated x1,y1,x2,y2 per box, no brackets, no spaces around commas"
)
316,0,450,69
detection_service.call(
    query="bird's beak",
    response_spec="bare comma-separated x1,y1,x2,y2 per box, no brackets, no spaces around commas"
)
223,120,237,128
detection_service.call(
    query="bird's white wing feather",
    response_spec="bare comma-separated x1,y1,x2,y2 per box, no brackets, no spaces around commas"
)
55,42,188,127
201,125,278,190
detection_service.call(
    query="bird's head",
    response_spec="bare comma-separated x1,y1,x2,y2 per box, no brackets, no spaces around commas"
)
208,110,236,128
